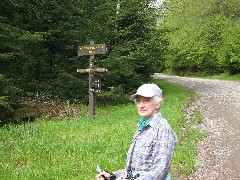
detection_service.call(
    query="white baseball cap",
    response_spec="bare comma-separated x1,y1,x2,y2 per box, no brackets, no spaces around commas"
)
130,83,162,101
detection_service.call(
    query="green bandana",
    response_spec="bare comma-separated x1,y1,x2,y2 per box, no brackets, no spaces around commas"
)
137,117,153,131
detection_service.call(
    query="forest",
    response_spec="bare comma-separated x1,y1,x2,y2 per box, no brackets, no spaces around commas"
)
1,0,240,123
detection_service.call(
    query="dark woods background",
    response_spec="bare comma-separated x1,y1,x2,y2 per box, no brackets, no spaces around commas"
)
1,0,240,123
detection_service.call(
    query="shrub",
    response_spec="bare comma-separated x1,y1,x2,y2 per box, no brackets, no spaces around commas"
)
0,96,14,124
97,85,130,105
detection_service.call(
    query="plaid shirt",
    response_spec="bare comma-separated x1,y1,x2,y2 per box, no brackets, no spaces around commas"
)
126,112,177,180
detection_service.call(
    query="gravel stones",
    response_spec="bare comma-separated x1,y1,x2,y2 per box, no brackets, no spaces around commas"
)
154,74,240,180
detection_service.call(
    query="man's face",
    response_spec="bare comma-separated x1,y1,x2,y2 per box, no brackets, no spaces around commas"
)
135,96,160,120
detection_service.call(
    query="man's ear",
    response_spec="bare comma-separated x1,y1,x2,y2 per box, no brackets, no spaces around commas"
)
156,102,161,109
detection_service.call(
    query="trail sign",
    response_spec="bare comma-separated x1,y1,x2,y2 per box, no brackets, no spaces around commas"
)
90,76,101,94
77,41,108,116
77,68,107,73
78,44,107,56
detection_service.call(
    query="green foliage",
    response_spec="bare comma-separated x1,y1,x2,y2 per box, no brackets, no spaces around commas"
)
97,85,130,105
54,73,88,103
0,0,162,111
0,74,23,123
161,0,240,75
200,73,240,81
0,96,14,123
102,55,150,93
216,18,240,74
101,0,162,92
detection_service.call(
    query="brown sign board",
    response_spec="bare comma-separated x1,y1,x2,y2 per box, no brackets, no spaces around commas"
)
77,69,91,73
78,44,107,56
77,68,107,73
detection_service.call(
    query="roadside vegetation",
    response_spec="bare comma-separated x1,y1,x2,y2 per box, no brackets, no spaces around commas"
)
201,73,240,81
0,80,205,179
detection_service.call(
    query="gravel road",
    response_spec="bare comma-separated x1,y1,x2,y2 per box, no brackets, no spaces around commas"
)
154,73,240,180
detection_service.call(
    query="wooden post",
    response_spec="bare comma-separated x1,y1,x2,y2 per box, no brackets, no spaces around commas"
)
89,41,95,116
77,41,107,116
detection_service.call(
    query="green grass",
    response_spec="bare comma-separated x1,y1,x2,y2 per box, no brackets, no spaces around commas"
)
200,73,240,81
0,80,204,179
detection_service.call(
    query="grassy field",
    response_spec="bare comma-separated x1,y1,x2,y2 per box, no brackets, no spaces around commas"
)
0,80,204,179
201,73,240,81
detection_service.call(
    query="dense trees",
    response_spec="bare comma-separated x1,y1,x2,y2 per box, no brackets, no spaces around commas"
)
1,0,163,122
1,0,240,122
160,0,240,75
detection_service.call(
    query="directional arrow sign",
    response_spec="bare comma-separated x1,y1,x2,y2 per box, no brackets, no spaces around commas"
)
77,68,107,73
77,69,91,73
94,68,108,72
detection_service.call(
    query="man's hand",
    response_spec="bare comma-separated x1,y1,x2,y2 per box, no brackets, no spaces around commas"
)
96,171,110,180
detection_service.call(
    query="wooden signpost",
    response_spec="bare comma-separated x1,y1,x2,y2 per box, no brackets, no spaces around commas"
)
77,41,108,116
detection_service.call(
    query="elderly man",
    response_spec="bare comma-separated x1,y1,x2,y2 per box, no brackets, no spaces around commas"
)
97,83,177,180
